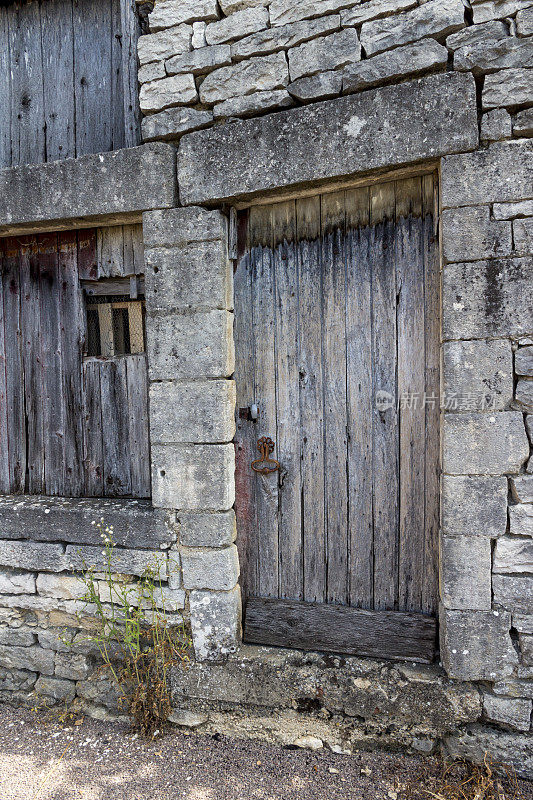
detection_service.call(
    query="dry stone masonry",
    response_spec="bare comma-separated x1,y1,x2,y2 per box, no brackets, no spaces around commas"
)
0,499,184,715
136,0,533,146
0,0,531,778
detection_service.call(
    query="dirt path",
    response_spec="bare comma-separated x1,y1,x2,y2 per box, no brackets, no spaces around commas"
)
0,705,531,800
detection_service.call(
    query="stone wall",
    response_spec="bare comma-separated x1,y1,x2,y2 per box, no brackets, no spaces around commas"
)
135,0,533,774
143,206,242,663
437,140,533,769
0,499,183,715
0,0,531,778
137,0,533,144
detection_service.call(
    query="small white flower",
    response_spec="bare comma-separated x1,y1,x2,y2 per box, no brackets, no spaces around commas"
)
101,551,106,556
91,521,96,526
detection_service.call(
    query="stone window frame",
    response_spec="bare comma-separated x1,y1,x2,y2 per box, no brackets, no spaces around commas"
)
0,142,187,633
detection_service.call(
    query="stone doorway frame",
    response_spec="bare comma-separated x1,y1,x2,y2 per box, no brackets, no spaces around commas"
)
145,71,529,682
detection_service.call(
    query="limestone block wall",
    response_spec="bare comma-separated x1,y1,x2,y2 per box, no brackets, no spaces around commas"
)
137,0,533,142
143,206,242,664
0,0,530,774
0,499,184,713
437,140,533,761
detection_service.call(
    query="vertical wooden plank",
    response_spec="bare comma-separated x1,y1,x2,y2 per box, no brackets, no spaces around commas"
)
345,187,374,609
98,303,115,357
396,177,426,612
126,354,150,497
250,205,279,599
40,0,76,161
97,227,108,278
123,224,135,277
73,0,113,156
97,226,125,278
39,232,64,495
128,301,144,353
0,240,11,492
132,224,145,276
3,237,26,492
59,229,85,496
422,173,441,615
83,358,104,496
228,208,238,261
233,212,258,602
20,235,44,493
8,0,46,166
77,229,98,281
109,227,127,277
122,224,144,277
120,0,141,148
111,0,126,151
0,8,12,168
272,201,302,600
370,181,399,611
100,357,131,496
321,191,348,606
295,195,326,603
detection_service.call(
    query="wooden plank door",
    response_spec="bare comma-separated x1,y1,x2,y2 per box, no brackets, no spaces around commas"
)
234,173,440,663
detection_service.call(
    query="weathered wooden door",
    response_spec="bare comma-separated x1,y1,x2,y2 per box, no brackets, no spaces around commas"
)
234,174,440,663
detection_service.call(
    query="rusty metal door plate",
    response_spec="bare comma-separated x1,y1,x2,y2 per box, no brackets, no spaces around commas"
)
251,437,280,475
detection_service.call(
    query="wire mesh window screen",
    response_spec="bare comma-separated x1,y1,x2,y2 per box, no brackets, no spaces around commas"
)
86,295,146,357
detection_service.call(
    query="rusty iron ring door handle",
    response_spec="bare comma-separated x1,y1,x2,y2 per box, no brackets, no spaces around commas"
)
251,437,280,475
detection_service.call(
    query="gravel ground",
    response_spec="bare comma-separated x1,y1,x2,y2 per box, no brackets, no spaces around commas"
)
0,704,531,800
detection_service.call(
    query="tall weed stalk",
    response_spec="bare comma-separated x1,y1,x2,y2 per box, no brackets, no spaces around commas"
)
64,519,190,736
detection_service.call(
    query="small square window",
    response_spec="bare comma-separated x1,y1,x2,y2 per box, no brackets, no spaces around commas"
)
85,295,146,357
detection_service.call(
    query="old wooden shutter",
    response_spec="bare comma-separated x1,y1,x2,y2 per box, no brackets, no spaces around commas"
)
0,226,150,498
234,173,440,663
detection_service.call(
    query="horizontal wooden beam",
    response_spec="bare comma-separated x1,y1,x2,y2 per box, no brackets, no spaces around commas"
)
83,278,145,297
232,161,439,212
244,598,437,664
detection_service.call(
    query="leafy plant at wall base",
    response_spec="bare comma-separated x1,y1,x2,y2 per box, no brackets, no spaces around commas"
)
62,519,190,737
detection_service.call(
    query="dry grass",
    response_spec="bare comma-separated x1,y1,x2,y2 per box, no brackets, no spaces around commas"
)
119,626,180,737
404,754,526,800
30,696,85,728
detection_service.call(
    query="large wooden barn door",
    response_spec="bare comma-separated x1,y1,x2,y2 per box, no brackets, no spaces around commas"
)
234,174,440,663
